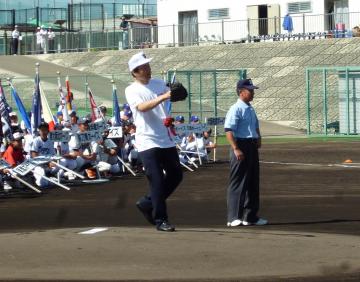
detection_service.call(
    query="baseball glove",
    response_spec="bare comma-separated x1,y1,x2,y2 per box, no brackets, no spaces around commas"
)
169,82,188,102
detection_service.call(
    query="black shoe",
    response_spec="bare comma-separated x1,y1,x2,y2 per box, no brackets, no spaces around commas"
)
156,220,175,232
136,201,155,225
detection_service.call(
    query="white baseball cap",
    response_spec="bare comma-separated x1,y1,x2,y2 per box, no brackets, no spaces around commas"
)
128,52,152,72
13,132,23,140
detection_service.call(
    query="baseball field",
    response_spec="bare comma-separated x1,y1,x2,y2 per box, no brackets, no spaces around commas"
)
0,140,359,281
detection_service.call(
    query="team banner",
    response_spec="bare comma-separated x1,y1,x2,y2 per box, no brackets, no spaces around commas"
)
175,123,208,135
77,130,103,144
206,117,225,126
13,159,37,176
49,130,71,142
30,156,54,165
88,120,107,131
108,126,123,139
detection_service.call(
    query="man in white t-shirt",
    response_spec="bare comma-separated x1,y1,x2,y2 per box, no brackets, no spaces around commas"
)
36,27,42,53
125,51,183,232
40,26,48,54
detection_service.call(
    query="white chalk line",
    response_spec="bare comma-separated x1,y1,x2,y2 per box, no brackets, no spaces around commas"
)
260,161,360,169
78,227,109,235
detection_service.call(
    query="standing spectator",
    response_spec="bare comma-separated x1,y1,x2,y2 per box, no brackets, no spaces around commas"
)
40,26,48,54
11,25,20,55
224,79,268,227
36,27,42,54
48,28,55,53
120,16,129,50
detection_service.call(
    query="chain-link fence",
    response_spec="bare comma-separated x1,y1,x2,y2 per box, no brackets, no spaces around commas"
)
306,67,360,136
2,11,360,55
1,69,246,133
167,69,247,134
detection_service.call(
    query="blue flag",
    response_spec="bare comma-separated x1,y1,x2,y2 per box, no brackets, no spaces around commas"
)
112,86,121,126
31,73,42,135
10,83,31,132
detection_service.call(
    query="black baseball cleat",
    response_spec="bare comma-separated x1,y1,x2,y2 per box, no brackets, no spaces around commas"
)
156,220,175,232
136,201,155,225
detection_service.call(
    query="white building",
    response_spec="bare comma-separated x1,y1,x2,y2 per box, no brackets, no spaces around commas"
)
157,0,360,46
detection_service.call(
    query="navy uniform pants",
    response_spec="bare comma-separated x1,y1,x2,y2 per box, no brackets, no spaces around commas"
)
138,146,183,224
227,139,260,223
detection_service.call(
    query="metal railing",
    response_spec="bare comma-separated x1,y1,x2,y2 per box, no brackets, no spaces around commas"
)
1,11,360,55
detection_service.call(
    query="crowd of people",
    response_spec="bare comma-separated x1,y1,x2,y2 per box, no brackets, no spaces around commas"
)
11,25,56,55
0,104,216,194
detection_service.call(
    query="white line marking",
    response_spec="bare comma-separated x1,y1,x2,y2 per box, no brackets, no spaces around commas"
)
260,161,360,169
78,228,109,235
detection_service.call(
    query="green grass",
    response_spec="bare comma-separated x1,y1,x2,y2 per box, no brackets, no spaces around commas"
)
215,135,360,145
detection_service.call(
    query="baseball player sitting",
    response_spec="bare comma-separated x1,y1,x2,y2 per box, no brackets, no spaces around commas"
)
68,117,97,179
124,124,141,169
1,131,27,191
0,138,7,158
20,118,33,159
30,122,57,188
69,111,79,134
203,129,216,157
90,130,120,176
53,125,78,180
181,134,206,162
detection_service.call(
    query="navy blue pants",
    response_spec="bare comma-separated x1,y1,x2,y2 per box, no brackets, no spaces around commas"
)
138,146,183,223
227,139,260,223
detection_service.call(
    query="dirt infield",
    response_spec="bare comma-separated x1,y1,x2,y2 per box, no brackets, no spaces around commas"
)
0,141,360,281
0,141,359,235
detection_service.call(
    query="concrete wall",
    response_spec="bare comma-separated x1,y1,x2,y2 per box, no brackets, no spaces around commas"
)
35,37,360,130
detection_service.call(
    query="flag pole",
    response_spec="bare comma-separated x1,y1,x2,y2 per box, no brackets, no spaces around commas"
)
85,81,89,113
57,71,61,112
88,86,106,121
111,79,116,121
35,62,40,77
171,68,177,84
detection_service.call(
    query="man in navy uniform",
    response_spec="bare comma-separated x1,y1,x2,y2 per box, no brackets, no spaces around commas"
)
224,79,268,227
